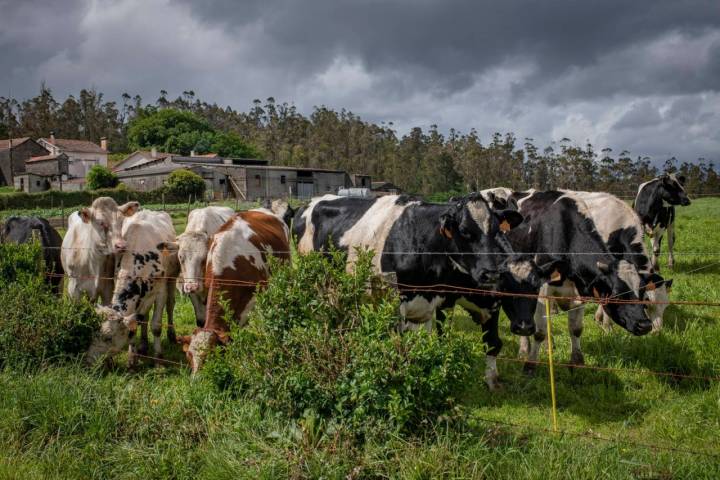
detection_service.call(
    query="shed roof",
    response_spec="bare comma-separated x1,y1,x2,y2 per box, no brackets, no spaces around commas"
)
40,138,107,154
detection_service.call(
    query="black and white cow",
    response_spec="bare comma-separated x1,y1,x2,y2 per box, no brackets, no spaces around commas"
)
634,173,691,270
490,190,653,372
87,210,179,366
1,216,64,294
566,191,672,333
293,193,526,388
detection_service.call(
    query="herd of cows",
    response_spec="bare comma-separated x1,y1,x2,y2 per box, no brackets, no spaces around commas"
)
0,172,692,388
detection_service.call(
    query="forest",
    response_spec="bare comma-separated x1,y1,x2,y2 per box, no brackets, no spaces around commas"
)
2,86,719,197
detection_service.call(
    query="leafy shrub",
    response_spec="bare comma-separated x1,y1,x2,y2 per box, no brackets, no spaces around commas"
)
0,186,186,210
205,249,480,438
165,169,206,198
0,243,101,368
85,165,119,190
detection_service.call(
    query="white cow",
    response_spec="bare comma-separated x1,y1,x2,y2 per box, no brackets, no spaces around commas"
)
87,210,179,366
61,197,140,304
158,206,234,326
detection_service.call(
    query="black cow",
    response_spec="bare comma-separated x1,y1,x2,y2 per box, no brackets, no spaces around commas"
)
495,190,653,372
293,193,525,389
633,173,691,270
1,216,64,294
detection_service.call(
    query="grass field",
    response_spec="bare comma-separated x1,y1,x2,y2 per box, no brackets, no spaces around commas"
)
1,198,719,479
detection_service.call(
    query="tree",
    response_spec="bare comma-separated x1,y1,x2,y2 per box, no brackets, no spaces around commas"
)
127,109,214,154
165,169,206,198
85,165,119,190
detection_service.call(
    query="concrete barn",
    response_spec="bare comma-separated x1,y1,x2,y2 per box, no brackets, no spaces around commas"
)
0,138,49,187
37,134,108,180
14,153,70,193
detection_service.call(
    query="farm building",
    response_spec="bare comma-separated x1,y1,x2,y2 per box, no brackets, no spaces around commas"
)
13,153,71,193
0,137,49,187
114,151,370,200
37,133,108,180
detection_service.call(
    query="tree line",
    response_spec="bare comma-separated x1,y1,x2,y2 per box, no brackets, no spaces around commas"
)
2,86,719,197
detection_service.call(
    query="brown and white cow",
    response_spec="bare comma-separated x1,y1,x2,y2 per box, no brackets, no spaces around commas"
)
179,210,290,374
160,206,235,326
87,209,179,366
62,197,140,304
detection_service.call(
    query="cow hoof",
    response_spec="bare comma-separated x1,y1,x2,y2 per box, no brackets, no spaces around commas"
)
485,376,502,391
166,328,177,344
522,362,537,376
570,351,585,366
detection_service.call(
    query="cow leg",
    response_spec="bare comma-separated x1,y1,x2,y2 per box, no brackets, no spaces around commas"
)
472,309,502,390
127,313,145,368
165,282,176,344
189,293,206,328
518,336,529,358
594,305,613,333
523,298,547,375
568,305,585,366
151,290,167,365
651,227,665,271
666,222,675,269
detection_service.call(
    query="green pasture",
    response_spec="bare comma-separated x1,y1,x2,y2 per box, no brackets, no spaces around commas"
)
0,198,719,478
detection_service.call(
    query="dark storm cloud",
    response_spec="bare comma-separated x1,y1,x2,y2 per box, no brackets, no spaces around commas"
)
1,0,719,163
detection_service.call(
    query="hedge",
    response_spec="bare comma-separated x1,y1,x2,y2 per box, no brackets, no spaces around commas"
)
0,185,189,210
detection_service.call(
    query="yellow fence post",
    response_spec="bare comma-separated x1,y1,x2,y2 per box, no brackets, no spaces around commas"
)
546,298,559,432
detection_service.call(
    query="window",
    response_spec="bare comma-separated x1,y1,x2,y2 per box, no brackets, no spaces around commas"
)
255,174,261,187
219,178,225,185
280,175,286,185
36,181,41,187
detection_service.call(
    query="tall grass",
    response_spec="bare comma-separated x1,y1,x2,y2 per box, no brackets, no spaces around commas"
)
0,199,719,478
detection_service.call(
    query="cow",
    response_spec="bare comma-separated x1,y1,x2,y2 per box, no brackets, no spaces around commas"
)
565,191,671,333
62,197,140,304
159,206,235,326
634,173,691,270
486,190,653,373
293,193,526,389
86,209,179,367
177,210,291,374
1,216,64,294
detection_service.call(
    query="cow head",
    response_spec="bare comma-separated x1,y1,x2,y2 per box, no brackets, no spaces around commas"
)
179,329,229,375
271,199,296,229
659,173,691,206
439,194,524,287
591,260,652,336
643,273,672,332
499,257,543,336
159,232,208,295
79,197,140,254
86,306,138,365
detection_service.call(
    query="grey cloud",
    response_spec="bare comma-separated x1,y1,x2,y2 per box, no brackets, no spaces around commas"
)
613,101,663,130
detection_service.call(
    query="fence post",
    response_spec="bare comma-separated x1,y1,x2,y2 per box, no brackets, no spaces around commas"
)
545,298,558,432
162,192,165,211
61,201,65,230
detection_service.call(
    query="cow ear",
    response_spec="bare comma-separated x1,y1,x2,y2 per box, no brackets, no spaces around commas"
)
439,213,457,239
538,258,568,283
677,175,686,186
119,201,140,217
80,208,92,223
497,210,523,232
177,335,192,346
596,261,611,274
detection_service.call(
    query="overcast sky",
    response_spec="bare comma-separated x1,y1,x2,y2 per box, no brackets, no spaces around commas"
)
2,0,719,163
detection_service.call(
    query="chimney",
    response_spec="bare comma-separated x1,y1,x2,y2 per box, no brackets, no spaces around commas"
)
151,146,157,158
49,131,56,144
190,150,196,157
100,137,108,151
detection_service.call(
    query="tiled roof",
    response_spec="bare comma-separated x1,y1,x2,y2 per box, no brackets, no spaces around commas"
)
40,138,107,154
27,154,63,163
0,137,30,150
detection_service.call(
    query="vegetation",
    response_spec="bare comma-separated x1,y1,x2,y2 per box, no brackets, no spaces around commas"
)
207,250,479,437
0,243,100,369
0,199,718,477
165,169,206,198
3,87,719,198
84,165,119,190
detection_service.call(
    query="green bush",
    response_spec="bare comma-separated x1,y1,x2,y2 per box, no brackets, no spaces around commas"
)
165,169,206,198
205,249,480,438
0,243,101,368
0,186,185,211
85,165,119,190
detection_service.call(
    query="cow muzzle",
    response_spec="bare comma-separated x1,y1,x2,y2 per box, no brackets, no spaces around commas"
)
183,282,200,294
511,320,535,336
